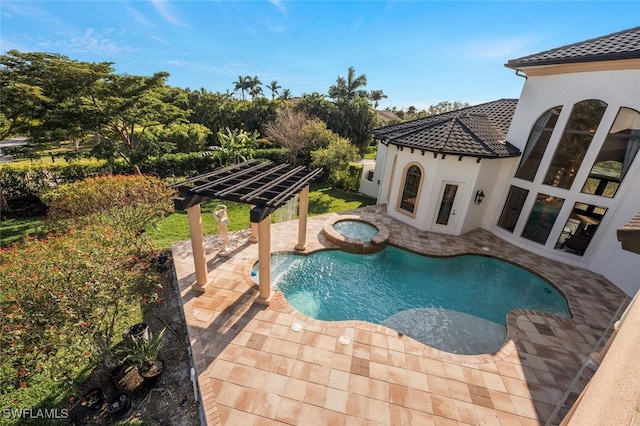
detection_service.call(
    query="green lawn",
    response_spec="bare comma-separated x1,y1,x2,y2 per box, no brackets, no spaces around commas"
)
146,183,377,249
0,217,50,247
1,184,376,249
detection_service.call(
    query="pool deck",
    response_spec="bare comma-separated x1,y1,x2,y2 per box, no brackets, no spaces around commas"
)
171,205,629,425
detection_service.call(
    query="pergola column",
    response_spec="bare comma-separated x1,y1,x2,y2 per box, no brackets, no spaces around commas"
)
256,214,272,304
187,204,209,293
295,185,310,251
248,205,259,243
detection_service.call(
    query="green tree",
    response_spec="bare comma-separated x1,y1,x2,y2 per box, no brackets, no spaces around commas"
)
425,101,470,116
368,89,387,109
247,75,263,100
0,225,161,385
151,122,212,153
215,127,259,165
89,72,188,173
328,66,368,101
279,88,292,101
311,134,360,186
268,81,281,100
233,75,251,101
0,50,112,145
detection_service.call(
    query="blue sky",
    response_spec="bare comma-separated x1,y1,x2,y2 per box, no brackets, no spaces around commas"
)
1,1,639,110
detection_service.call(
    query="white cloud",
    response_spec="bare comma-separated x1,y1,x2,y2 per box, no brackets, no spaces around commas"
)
269,0,286,14
53,28,133,56
150,0,186,27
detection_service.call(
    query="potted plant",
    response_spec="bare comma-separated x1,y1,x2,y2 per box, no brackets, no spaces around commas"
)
107,391,131,416
79,387,104,411
119,328,166,381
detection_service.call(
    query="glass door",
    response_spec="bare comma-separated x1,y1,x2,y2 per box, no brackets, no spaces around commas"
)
435,183,460,226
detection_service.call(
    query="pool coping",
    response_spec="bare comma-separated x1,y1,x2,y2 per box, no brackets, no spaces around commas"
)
174,205,629,425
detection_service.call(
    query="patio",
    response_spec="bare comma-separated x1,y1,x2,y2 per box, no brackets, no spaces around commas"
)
171,204,628,425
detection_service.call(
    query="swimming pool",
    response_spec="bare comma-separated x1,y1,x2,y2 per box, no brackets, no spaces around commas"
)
254,246,570,355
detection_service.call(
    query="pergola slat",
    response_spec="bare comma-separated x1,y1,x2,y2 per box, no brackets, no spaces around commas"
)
216,163,290,198
172,160,322,211
192,161,271,194
240,165,306,202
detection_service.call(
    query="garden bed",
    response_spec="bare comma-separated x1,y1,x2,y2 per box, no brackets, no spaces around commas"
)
68,253,201,425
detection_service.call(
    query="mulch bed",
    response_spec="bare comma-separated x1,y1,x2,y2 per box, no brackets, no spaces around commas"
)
67,253,201,425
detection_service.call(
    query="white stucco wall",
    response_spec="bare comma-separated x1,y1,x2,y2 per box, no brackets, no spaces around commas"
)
494,68,640,296
376,144,516,235
357,160,378,199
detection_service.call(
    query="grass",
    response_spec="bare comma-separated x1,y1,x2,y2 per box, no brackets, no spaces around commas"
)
146,183,377,250
1,184,377,250
0,217,50,247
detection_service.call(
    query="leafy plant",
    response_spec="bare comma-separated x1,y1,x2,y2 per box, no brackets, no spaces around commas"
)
41,175,175,250
118,328,166,372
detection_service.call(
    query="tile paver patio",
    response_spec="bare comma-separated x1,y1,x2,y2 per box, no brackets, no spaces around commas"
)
171,205,629,425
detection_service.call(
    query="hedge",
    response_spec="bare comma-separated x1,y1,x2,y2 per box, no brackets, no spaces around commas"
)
0,148,290,200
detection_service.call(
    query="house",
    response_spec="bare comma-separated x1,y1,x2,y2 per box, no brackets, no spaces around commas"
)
366,26,640,296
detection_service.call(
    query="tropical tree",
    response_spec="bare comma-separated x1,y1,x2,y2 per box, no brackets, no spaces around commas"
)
369,89,387,109
0,50,112,145
279,88,292,101
89,72,188,173
328,66,368,101
233,75,251,101
246,75,263,100
426,100,470,116
215,127,259,165
268,81,281,100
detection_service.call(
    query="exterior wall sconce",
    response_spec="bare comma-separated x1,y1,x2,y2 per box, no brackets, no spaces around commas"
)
474,190,485,204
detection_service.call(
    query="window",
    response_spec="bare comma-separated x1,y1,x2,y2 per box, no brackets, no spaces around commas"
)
399,165,422,213
555,203,607,256
515,107,562,181
497,186,529,232
521,193,565,245
543,100,608,189
581,107,640,198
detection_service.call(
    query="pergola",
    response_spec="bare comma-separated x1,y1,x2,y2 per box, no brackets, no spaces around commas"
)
172,159,322,303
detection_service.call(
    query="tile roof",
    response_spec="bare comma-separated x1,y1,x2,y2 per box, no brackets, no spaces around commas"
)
370,99,520,158
506,26,640,69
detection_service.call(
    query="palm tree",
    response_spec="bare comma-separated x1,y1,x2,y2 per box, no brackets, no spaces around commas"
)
233,75,250,101
246,75,262,100
279,88,292,101
268,81,281,100
369,89,387,109
328,66,367,101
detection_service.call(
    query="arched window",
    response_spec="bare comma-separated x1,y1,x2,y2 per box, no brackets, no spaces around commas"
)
581,107,640,198
399,164,422,214
515,106,562,181
543,99,608,189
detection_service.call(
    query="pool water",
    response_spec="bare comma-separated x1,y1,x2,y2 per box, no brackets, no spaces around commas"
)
333,220,379,242
258,246,570,355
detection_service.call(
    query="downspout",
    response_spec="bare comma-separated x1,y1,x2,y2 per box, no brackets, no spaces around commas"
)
515,69,527,79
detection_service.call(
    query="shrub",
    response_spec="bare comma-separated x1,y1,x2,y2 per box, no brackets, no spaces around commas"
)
41,175,175,248
0,225,161,389
311,136,360,189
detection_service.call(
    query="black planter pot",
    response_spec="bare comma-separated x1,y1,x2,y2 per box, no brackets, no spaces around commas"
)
107,391,131,416
138,358,165,382
80,387,105,411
